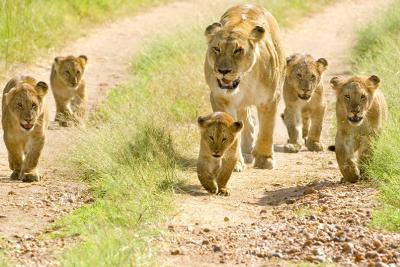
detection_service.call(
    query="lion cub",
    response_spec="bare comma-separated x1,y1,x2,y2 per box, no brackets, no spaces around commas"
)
197,112,243,196
331,75,388,182
282,54,328,153
50,55,88,126
2,76,49,182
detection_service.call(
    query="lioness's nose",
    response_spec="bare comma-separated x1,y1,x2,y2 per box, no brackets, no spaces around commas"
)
351,106,361,114
218,68,232,75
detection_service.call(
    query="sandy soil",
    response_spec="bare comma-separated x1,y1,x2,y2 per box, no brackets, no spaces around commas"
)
159,0,400,266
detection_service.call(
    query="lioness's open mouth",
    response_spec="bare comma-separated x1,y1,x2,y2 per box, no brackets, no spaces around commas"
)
217,78,240,90
20,123,34,131
347,116,363,125
298,94,311,101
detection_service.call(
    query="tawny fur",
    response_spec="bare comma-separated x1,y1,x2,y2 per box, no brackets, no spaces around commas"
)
204,4,286,171
282,54,328,153
50,55,88,126
197,112,243,196
331,75,388,182
2,76,49,182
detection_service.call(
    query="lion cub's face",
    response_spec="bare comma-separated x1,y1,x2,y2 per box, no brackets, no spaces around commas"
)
205,23,266,92
198,112,243,158
286,54,328,102
54,55,87,87
331,75,381,126
5,81,48,131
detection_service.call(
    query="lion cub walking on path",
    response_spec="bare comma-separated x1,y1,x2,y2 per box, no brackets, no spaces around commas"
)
50,55,88,126
2,76,49,182
282,54,328,153
197,112,243,196
330,75,388,182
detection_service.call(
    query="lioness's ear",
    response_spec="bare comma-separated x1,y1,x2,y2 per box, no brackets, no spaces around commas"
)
35,81,48,98
367,75,381,91
78,55,88,65
197,116,207,128
330,76,343,90
205,22,222,40
250,26,265,42
230,121,243,133
316,58,328,72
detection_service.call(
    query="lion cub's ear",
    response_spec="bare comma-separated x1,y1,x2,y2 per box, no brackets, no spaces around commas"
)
198,116,208,128
316,58,328,73
4,87,17,106
286,54,301,66
250,26,265,42
330,76,343,90
78,55,88,66
205,22,222,40
35,81,48,98
366,75,381,92
230,121,243,133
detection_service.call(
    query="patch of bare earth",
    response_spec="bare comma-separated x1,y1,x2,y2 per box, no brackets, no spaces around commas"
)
160,0,400,266
0,0,235,265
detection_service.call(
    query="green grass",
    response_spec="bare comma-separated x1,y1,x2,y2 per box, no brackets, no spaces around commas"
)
47,1,337,266
352,0,400,231
0,0,169,70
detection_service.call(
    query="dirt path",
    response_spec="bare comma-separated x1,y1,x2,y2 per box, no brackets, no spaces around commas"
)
0,1,241,265
160,0,400,266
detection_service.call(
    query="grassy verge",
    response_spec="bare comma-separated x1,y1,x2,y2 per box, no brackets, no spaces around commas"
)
48,1,336,266
352,0,400,231
0,0,169,69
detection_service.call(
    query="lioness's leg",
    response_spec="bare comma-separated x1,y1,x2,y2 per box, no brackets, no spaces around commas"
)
217,146,238,196
21,138,45,182
335,134,360,182
5,140,23,180
282,106,302,153
358,136,371,178
306,104,326,152
197,158,218,194
253,101,278,169
237,107,255,164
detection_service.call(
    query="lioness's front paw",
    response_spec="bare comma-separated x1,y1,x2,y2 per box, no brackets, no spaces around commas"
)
234,160,246,172
283,143,301,153
306,140,324,152
242,153,254,164
22,173,40,183
254,156,274,170
10,171,21,180
217,187,231,196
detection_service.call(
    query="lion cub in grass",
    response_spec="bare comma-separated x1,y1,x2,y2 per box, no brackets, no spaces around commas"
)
2,76,49,182
197,112,243,196
282,54,328,153
50,55,88,126
330,75,388,182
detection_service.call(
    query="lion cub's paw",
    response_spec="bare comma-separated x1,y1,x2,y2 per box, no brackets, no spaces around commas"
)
59,120,74,127
254,156,274,170
217,188,231,196
306,140,324,152
283,143,301,153
22,172,40,183
242,153,254,164
10,171,21,180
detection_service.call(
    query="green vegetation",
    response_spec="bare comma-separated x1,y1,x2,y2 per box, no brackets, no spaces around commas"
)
47,0,337,266
0,0,169,69
352,0,400,231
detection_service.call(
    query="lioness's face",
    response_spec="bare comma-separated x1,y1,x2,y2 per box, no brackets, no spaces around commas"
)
286,54,328,102
6,82,48,132
205,23,265,92
198,113,243,158
331,75,380,126
54,55,87,87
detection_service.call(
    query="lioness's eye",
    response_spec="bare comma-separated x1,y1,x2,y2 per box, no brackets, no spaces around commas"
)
361,94,366,100
345,95,350,99
213,47,220,53
297,73,302,79
32,103,37,109
234,48,243,55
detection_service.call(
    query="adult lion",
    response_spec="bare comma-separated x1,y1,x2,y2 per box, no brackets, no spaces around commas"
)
204,4,286,171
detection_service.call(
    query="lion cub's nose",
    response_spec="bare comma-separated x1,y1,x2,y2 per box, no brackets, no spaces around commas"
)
218,68,232,75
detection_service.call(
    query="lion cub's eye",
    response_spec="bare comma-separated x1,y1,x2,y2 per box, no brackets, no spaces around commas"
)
296,73,302,79
221,138,227,144
32,103,37,110
310,74,316,81
234,48,243,55
361,94,366,100
209,136,215,142
345,95,350,100
213,47,220,53
17,103,23,108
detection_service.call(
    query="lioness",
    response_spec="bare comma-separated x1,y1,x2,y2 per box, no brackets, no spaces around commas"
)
197,112,243,196
50,55,88,126
282,54,328,153
2,76,49,182
204,4,286,171
330,75,388,182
